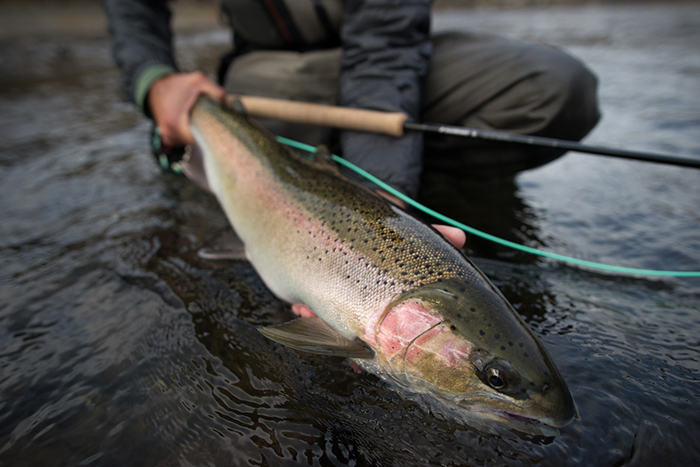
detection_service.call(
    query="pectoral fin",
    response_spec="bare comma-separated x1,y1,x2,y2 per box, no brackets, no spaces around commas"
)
258,317,374,358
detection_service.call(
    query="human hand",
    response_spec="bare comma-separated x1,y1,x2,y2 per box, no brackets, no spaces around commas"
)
147,71,226,147
432,224,466,249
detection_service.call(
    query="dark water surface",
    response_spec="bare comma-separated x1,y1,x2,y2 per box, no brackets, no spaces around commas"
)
1,4,699,466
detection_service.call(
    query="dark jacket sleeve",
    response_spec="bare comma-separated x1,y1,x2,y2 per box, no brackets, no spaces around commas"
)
338,0,432,198
104,0,179,115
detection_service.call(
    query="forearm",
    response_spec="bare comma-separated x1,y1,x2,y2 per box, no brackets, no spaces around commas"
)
104,0,178,114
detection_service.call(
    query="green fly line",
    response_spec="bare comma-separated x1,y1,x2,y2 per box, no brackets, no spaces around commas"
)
276,135,700,278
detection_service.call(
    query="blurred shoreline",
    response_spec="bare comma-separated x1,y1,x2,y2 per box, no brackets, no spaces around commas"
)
0,0,690,40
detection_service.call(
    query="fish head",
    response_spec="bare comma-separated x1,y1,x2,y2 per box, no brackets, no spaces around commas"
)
371,279,576,430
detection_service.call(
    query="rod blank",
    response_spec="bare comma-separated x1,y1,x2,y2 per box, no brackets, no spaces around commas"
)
404,122,700,169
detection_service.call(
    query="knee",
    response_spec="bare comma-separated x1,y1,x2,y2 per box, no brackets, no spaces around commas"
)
535,50,601,140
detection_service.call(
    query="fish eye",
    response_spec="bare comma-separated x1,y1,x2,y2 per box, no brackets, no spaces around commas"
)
482,360,519,393
487,367,507,389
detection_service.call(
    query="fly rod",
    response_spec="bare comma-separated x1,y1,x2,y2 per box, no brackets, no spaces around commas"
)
227,95,700,170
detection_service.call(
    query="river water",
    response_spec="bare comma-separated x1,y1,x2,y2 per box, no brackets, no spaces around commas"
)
1,4,699,466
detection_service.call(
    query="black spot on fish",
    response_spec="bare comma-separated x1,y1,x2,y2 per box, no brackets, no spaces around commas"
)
470,307,476,312
479,330,485,336
501,346,506,351
523,352,529,358
456,314,462,319
450,325,456,331
508,341,513,347
494,333,500,339
519,343,524,348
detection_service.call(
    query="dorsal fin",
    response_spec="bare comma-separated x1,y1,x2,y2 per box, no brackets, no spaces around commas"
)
312,145,341,175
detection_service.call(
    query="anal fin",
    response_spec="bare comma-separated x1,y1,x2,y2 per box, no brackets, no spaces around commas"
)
197,230,247,261
198,246,247,261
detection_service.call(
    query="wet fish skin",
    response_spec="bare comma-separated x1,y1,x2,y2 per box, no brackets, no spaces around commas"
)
189,98,575,430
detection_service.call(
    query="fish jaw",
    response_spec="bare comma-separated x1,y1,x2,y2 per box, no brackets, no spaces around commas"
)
457,389,577,429
360,279,576,429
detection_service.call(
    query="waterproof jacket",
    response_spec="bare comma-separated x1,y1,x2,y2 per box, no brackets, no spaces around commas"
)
104,0,432,196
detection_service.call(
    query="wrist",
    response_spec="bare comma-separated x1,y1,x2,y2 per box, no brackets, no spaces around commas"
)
134,64,177,116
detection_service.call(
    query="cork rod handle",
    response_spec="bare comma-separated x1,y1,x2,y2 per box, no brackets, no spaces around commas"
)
226,95,408,137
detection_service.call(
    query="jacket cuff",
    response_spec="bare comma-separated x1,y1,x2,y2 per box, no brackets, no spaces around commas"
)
134,64,177,116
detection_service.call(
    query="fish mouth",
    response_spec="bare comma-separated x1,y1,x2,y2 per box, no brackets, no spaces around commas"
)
471,406,545,426
458,397,574,432
458,407,564,437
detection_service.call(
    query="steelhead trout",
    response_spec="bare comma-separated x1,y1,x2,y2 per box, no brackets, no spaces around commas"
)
188,98,576,430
